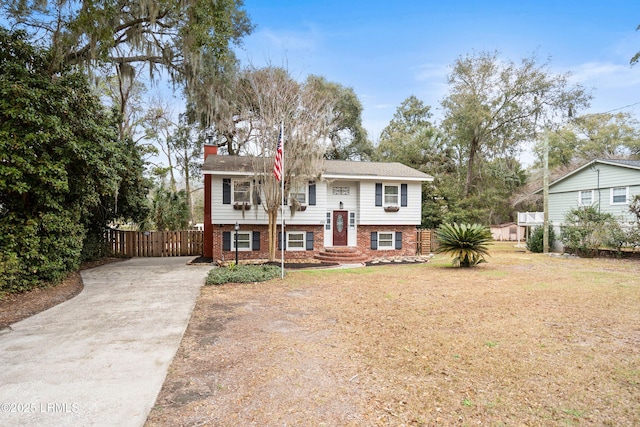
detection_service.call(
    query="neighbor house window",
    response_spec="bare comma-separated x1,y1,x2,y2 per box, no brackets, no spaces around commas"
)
611,187,629,204
233,180,251,203
384,185,399,206
578,190,594,206
378,232,394,249
287,232,305,250
233,231,251,250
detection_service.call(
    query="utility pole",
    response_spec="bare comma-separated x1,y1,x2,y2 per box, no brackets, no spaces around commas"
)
543,131,549,254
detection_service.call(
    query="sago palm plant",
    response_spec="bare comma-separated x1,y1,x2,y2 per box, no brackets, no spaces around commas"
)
435,223,492,267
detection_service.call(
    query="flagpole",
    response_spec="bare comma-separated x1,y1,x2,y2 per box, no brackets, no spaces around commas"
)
280,121,285,279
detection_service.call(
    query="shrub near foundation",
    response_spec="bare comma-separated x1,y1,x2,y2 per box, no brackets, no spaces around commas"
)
206,264,282,285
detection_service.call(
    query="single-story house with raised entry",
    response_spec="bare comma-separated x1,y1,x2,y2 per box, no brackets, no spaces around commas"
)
201,145,433,263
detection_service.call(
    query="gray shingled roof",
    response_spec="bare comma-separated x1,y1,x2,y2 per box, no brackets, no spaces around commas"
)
601,159,640,168
321,159,431,180
202,155,258,174
202,155,433,181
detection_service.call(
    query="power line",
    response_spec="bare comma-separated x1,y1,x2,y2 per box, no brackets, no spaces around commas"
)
600,100,640,114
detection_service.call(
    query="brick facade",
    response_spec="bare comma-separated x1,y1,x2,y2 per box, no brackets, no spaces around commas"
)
356,225,418,258
208,223,417,262
211,224,324,262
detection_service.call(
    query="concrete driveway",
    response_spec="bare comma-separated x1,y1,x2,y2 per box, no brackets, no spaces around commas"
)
0,257,210,427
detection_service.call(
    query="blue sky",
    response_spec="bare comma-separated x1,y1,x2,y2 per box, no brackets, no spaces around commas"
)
236,0,640,148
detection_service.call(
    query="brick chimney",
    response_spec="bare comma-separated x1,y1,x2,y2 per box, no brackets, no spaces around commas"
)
204,144,218,158
203,144,217,259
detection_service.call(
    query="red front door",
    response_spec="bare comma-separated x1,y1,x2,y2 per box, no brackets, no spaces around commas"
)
332,210,348,246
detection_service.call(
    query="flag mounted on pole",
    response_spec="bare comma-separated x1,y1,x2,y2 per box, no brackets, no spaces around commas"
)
275,122,285,278
274,124,283,181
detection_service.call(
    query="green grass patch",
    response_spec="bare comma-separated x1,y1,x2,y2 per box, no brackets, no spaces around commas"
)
206,264,283,285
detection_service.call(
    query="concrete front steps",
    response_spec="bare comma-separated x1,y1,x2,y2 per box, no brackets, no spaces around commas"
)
314,246,371,264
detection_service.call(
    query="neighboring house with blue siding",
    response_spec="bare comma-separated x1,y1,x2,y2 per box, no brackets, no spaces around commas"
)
536,159,640,241
201,149,433,263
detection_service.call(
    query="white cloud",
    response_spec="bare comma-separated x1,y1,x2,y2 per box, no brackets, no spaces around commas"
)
412,63,448,82
259,26,320,52
570,61,640,88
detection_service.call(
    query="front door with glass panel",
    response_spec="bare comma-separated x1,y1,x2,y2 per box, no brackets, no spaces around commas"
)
332,210,348,246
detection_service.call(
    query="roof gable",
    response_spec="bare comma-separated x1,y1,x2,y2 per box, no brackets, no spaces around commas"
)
534,159,640,194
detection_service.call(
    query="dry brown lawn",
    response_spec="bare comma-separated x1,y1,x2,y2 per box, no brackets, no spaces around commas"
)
146,243,640,426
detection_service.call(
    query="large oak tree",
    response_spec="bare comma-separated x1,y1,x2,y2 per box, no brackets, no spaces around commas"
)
1,0,253,122
441,51,591,198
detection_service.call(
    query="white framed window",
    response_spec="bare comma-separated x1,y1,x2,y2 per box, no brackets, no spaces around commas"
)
578,190,594,206
233,180,251,203
384,184,399,206
610,187,629,205
289,186,307,205
349,212,355,229
233,231,251,251
325,212,331,230
378,232,394,249
287,231,306,251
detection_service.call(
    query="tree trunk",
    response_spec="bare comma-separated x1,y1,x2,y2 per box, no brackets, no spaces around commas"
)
464,136,479,197
166,142,176,191
183,150,192,224
268,209,278,261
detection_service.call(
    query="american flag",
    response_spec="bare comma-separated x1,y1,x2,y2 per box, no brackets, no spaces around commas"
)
273,125,283,181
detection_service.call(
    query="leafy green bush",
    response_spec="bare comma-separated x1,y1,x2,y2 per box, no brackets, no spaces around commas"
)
435,223,492,267
526,225,556,253
206,264,283,285
560,206,619,257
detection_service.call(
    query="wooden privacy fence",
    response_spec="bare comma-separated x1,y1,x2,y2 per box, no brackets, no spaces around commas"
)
417,229,438,255
105,229,204,257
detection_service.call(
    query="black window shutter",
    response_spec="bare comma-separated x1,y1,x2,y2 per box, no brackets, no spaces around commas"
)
308,182,316,206
375,183,382,206
401,184,408,207
222,231,231,251
395,231,403,249
278,232,286,250
306,232,314,250
252,231,260,251
371,232,378,250
223,178,231,204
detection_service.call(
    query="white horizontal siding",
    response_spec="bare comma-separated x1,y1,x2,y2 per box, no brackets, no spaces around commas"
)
358,181,422,225
210,176,326,225
326,181,358,211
